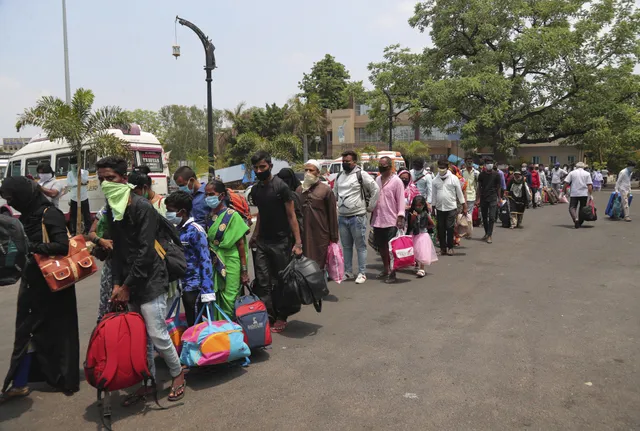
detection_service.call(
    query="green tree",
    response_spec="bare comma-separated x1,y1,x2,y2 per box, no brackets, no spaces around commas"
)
284,95,328,162
125,109,164,140
226,132,265,166
245,103,288,140
299,54,351,110
368,0,640,158
264,134,303,163
395,140,430,167
16,88,129,233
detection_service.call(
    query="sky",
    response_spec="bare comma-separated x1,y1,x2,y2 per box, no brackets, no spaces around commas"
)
0,0,428,139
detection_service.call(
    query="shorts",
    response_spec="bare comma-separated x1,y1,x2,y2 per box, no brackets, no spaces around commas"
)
373,226,398,247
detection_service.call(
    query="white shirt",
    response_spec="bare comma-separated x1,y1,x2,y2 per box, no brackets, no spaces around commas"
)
462,168,479,201
551,168,567,184
432,171,465,212
564,168,592,197
38,177,64,208
615,168,632,193
66,169,89,202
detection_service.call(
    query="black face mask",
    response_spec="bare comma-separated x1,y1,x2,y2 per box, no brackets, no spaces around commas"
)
256,170,271,181
379,165,390,173
401,178,410,186
342,162,354,172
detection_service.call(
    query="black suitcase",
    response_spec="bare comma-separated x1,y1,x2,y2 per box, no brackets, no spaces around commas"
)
499,201,511,228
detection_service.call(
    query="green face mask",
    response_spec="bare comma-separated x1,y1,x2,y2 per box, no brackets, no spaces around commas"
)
101,181,135,221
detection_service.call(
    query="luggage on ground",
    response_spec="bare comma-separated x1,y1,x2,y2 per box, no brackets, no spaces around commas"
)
535,191,542,206
34,208,98,292
155,216,187,282
499,200,511,228
235,283,272,350
85,310,161,429
580,198,597,222
166,296,188,355
558,192,569,204
0,214,28,286
389,234,416,271
454,213,471,238
546,187,559,204
280,255,330,313
181,302,251,368
326,242,344,284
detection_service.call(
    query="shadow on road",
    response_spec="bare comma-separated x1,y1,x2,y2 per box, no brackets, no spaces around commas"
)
553,224,595,229
277,320,322,339
0,395,33,421
323,294,339,303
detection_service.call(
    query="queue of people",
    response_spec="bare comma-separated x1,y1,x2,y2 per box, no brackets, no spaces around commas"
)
0,149,634,411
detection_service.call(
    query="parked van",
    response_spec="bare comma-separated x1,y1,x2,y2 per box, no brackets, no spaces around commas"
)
327,151,406,184
2,126,168,215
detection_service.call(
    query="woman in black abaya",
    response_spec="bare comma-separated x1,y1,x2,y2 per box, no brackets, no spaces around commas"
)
0,177,79,403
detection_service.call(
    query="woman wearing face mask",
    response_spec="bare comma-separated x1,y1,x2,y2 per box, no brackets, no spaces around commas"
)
295,160,339,270
36,163,63,208
398,169,420,211
205,180,250,320
128,166,166,216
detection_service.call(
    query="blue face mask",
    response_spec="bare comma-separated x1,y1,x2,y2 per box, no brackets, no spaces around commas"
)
178,178,194,194
205,196,220,209
165,211,182,226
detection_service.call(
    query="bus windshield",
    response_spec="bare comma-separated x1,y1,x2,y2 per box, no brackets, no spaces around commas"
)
138,151,163,173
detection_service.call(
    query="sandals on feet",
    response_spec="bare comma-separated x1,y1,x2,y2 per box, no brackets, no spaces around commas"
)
375,271,390,280
271,320,287,333
168,382,185,402
416,269,426,278
0,386,30,404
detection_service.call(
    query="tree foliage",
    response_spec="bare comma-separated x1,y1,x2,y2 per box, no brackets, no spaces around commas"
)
284,95,328,162
368,0,640,158
299,54,352,110
395,140,430,167
125,109,164,139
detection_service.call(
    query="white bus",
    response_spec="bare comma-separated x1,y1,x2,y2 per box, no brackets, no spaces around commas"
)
3,126,169,216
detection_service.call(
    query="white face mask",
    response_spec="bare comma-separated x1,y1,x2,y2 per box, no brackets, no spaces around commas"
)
303,172,319,188
39,173,52,182
438,168,448,176
485,164,494,170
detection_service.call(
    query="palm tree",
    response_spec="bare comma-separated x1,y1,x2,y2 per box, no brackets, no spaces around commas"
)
223,102,247,138
16,88,129,234
283,95,328,162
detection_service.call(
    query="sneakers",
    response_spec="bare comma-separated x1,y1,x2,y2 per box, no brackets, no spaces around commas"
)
343,272,354,281
355,273,367,284
486,236,492,244
625,217,632,222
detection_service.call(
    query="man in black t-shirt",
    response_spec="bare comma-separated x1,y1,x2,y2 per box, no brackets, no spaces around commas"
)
476,157,503,244
249,151,303,333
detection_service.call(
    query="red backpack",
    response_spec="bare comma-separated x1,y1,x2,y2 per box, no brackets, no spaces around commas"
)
85,311,161,428
228,189,252,226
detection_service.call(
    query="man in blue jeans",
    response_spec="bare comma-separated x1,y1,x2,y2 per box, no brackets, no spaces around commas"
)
333,151,379,284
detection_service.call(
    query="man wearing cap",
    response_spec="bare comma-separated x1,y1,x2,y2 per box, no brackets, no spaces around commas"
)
551,162,567,195
563,162,593,228
297,160,339,269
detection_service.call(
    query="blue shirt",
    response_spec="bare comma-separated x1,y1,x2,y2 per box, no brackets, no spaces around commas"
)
497,169,506,190
191,182,208,228
178,218,214,298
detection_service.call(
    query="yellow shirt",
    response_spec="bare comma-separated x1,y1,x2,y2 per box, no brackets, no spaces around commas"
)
462,168,478,201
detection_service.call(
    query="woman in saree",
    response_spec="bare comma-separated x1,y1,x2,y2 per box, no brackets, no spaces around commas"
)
205,180,250,319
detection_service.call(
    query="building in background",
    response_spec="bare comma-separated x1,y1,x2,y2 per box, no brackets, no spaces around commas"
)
2,137,30,154
515,140,585,166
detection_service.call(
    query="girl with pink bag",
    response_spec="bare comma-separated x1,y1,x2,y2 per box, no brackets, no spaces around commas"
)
406,195,438,278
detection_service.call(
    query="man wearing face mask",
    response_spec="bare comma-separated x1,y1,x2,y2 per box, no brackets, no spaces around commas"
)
615,161,636,222
432,160,467,255
36,163,63,208
173,166,207,228
411,158,432,206
529,164,541,208
371,157,406,284
296,160,339,270
462,157,479,229
476,157,502,244
66,156,91,235
96,156,186,403
333,151,379,284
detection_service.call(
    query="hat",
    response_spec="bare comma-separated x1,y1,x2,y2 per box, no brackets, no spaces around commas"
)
305,159,321,170
576,162,586,169
555,162,560,167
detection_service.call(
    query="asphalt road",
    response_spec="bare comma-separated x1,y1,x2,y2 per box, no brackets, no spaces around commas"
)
0,190,639,430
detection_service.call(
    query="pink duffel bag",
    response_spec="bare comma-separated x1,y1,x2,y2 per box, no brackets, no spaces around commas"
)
389,235,415,271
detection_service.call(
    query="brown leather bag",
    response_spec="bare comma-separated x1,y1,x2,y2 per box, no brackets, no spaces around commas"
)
34,208,98,292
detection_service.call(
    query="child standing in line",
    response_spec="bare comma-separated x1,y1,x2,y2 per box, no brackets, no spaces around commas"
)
407,195,438,278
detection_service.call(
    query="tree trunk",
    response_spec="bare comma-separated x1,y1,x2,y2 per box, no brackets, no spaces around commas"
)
75,148,83,236
303,134,309,163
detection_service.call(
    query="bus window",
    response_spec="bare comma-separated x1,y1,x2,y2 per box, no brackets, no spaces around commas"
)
26,157,52,178
55,153,74,176
0,166,6,179
9,160,21,177
330,163,341,174
84,150,97,173
138,151,163,172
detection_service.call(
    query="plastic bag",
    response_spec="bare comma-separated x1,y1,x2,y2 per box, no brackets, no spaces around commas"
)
326,243,344,284
389,235,415,271
455,213,470,238
580,198,597,222
280,255,329,313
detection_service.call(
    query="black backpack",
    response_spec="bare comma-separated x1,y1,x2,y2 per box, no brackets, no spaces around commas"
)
154,216,187,282
0,214,28,286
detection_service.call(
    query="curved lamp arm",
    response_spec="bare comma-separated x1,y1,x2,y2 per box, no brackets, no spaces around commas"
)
176,16,216,70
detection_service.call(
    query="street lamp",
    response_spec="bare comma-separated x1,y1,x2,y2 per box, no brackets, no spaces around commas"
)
175,16,217,180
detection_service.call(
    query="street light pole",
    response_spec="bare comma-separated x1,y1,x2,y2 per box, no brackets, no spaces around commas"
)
62,0,71,104
176,16,217,181
383,89,393,151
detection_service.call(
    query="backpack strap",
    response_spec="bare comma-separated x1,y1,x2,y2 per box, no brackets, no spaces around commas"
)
126,313,152,380
98,314,121,389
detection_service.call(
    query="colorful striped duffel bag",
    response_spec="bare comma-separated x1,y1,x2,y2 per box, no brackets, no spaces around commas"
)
180,302,251,368
166,296,188,355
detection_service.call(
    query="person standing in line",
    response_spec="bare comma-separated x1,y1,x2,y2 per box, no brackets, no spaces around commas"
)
601,166,609,187
333,151,379,285
277,168,304,238
592,169,604,192
66,157,91,235
173,166,207,228
398,169,420,210
551,162,567,194
407,195,438,278
476,157,502,244
36,163,63,208
129,166,167,216
249,151,303,333
615,161,635,222
96,156,186,404
164,191,215,327
537,164,549,205
411,158,432,207
505,170,530,228
432,160,467,256
563,162,593,229
462,157,479,239
529,164,541,208
0,177,80,404
505,165,515,189
371,157,405,284
296,160,339,270
521,163,532,188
